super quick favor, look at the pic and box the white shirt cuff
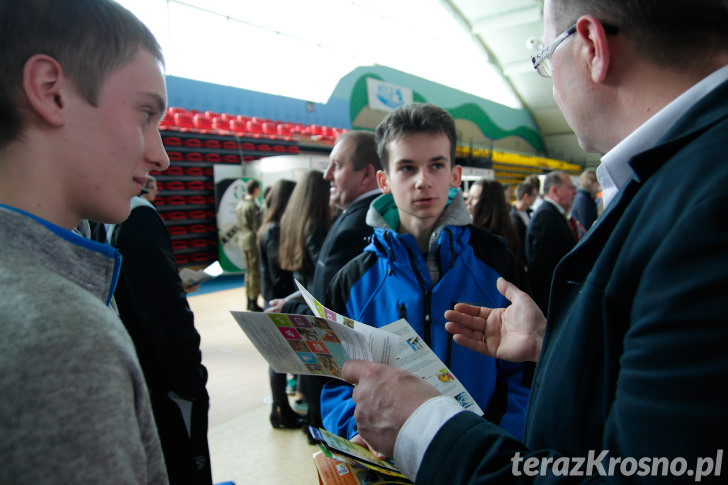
[393,396,465,480]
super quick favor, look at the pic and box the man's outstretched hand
[445,277,546,363]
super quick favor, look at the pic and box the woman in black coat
[256,179,301,428]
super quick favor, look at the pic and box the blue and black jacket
[321,189,532,441]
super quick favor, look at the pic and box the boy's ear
[376,170,391,194]
[22,54,68,127]
[450,164,463,188]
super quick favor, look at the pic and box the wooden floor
[188,285,320,485]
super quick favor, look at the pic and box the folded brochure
[178,260,223,286]
[228,311,397,378]
[230,281,482,414]
[312,450,412,485]
[310,426,412,482]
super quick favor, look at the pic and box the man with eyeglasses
[334,0,728,482]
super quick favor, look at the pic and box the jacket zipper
[397,236,433,348]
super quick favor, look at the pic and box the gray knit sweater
[0,206,168,483]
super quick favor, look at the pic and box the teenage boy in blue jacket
[320,103,532,454]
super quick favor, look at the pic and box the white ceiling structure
[442,0,600,166]
[119,0,600,167]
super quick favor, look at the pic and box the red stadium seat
[183,138,202,147]
[262,122,278,136]
[277,123,292,136]
[212,118,231,131]
[163,137,182,146]
[193,114,212,130]
[246,120,263,135]
[174,113,194,128]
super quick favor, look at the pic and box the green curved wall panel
[448,103,543,152]
[337,66,544,153]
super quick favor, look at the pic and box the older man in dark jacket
[525,171,577,313]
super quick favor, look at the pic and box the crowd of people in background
[465,168,601,305]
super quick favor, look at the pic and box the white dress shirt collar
[544,197,566,216]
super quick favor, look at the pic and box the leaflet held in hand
[230,281,481,414]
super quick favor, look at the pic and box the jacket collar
[344,190,380,215]
[630,78,728,183]
[344,189,381,213]
[364,191,472,286]
[0,205,121,305]
[365,187,470,231]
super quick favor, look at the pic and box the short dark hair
[245,179,260,194]
[550,0,728,69]
[374,103,457,172]
[515,181,532,200]
[0,0,164,150]
[335,130,382,172]
[524,174,541,194]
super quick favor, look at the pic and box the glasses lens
[538,58,552,77]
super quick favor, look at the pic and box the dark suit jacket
[110,204,211,483]
[572,188,598,231]
[417,79,728,483]
[526,200,576,312]
[509,206,528,264]
[283,192,378,312]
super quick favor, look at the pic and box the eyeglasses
[531,24,577,78]
[532,23,619,78]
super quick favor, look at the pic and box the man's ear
[360,163,376,186]
[376,170,391,194]
[549,184,560,199]
[22,54,67,127]
[450,164,463,188]
[576,15,611,83]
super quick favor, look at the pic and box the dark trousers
[300,375,329,429]
[269,366,292,409]
[152,389,212,485]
